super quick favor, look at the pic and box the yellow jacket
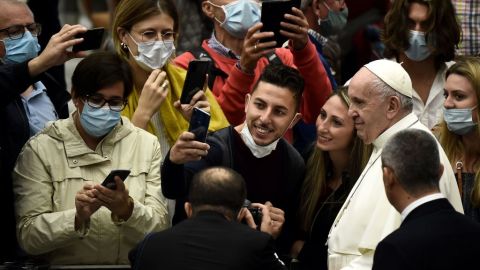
[122,63,229,145]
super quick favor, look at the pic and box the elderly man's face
[0,3,34,40]
[347,68,390,144]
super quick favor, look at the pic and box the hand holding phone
[72,27,105,52]
[180,59,211,104]
[188,107,211,142]
[101,169,130,190]
[260,0,301,47]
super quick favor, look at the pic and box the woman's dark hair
[382,0,460,69]
[71,52,133,99]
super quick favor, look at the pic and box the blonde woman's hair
[439,56,480,206]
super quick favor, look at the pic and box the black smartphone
[101,169,131,190]
[180,59,212,104]
[72,27,105,52]
[260,0,301,47]
[188,107,210,142]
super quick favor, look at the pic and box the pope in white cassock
[327,59,463,270]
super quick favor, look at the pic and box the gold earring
[121,42,128,51]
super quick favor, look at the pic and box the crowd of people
[1,0,479,269]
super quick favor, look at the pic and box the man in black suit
[129,166,286,270]
[373,129,480,270]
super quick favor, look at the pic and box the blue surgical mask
[128,33,175,71]
[2,31,41,64]
[405,30,431,62]
[443,106,478,135]
[79,102,121,138]
[318,3,348,36]
[209,0,260,39]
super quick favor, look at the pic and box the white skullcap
[364,59,413,98]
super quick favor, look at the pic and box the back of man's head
[188,167,246,219]
[382,129,441,197]
[252,63,304,111]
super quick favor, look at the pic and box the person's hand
[93,176,133,221]
[75,183,101,229]
[131,70,169,129]
[279,7,309,50]
[169,131,210,164]
[29,24,87,76]
[240,202,285,239]
[174,75,210,121]
[239,23,276,74]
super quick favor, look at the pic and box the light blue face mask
[2,31,41,64]
[209,0,260,39]
[318,3,348,36]
[80,102,121,138]
[405,30,431,62]
[443,106,478,135]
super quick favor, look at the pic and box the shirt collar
[373,113,420,151]
[207,32,240,60]
[401,193,445,221]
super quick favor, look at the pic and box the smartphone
[101,169,131,190]
[260,0,301,47]
[188,107,211,142]
[180,59,212,104]
[72,27,105,52]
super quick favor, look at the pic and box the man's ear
[184,202,193,218]
[382,165,396,191]
[202,1,215,19]
[386,95,401,120]
[244,94,251,114]
[312,0,323,18]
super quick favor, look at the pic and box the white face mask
[127,32,175,71]
[240,123,280,158]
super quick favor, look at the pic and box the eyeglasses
[138,30,176,43]
[0,23,42,40]
[84,94,127,112]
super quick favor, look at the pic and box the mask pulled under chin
[240,123,280,158]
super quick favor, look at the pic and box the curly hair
[382,0,460,69]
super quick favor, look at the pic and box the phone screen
[72,27,105,52]
[180,59,211,104]
[260,0,300,46]
[101,169,131,190]
[188,107,211,142]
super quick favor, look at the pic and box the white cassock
[327,113,463,270]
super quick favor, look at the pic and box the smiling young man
[161,64,304,262]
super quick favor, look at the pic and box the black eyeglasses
[84,94,127,112]
[0,23,42,40]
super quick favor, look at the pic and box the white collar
[401,193,445,221]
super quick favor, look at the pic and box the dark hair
[382,129,440,196]
[252,64,305,111]
[71,52,133,99]
[188,167,247,218]
[382,0,460,69]
[112,0,179,60]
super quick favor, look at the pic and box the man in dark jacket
[161,64,305,261]
[0,0,86,262]
[130,166,286,270]
[373,129,480,270]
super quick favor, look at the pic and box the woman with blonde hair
[291,86,371,270]
[440,56,480,222]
